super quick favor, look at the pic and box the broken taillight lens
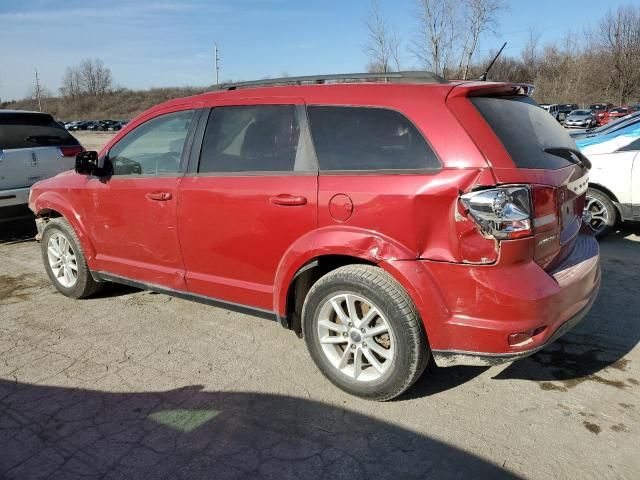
[460,186,532,240]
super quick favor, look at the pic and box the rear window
[307,106,440,171]
[0,113,79,149]
[471,96,576,169]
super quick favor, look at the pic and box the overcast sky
[0,0,632,101]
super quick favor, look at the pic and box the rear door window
[0,113,79,149]
[307,106,440,171]
[471,96,576,169]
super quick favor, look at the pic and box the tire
[302,265,429,401]
[584,188,616,240]
[41,218,102,299]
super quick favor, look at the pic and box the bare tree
[363,0,402,73]
[60,66,83,98]
[596,6,640,104]
[459,0,504,79]
[60,59,113,98]
[412,0,457,76]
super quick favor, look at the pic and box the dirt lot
[73,131,117,151]
[0,132,638,479]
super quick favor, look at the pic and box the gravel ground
[0,132,638,479]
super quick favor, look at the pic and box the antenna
[479,42,507,81]
[214,43,220,85]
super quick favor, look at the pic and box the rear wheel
[302,265,429,401]
[41,218,102,298]
[584,188,616,239]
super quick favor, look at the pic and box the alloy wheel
[316,293,395,382]
[47,232,78,288]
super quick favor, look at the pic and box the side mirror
[75,151,98,175]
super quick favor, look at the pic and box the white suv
[578,126,640,238]
[0,110,82,222]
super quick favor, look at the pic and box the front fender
[33,191,97,266]
[273,226,416,316]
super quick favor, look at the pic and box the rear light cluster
[460,185,559,240]
[58,145,84,157]
[460,186,532,239]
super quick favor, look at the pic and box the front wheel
[302,265,429,401]
[41,218,102,298]
[584,188,616,239]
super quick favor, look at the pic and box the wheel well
[36,208,62,219]
[284,255,376,336]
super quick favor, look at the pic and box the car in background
[557,103,578,121]
[28,74,600,400]
[564,109,597,129]
[608,106,634,121]
[67,121,94,131]
[570,111,640,140]
[589,103,614,125]
[542,104,561,121]
[0,110,83,222]
[576,122,640,238]
[106,120,128,131]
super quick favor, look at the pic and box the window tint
[0,113,79,150]
[471,96,576,169]
[307,106,439,171]
[199,105,308,173]
[108,110,194,176]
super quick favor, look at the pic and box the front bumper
[382,232,601,367]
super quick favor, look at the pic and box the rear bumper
[0,187,30,208]
[0,188,32,222]
[382,232,600,367]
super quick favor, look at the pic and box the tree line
[364,1,640,105]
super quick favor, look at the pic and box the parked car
[557,103,578,121]
[67,121,95,131]
[542,103,561,121]
[564,109,597,129]
[608,106,634,121]
[106,120,128,131]
[29,73,600,400]
[576,122,640,238]
[588,103,614,125]
[0,110,83,222]
[570,111,640,140]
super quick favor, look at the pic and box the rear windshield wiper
[543,147,591,170]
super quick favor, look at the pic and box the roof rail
[216,71,447,90]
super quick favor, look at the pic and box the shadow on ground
[0,381,520,480]
[0,216,36,245]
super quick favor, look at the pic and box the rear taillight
[58,145,84,157]
[460,186,532,240]
[531,186,559,233]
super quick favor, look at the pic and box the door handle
[269,194,307,206]
[146,192,173,201]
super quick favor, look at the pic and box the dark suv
[29,72,601,400]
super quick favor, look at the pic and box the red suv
[29,72,601,400]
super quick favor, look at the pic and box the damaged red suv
[30,72,600,400]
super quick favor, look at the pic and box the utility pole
[214,43,220,85]
[34,68,42,112]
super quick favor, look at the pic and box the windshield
[610,108,628,114]
[571,110,591,116]
[589,104,606,110]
